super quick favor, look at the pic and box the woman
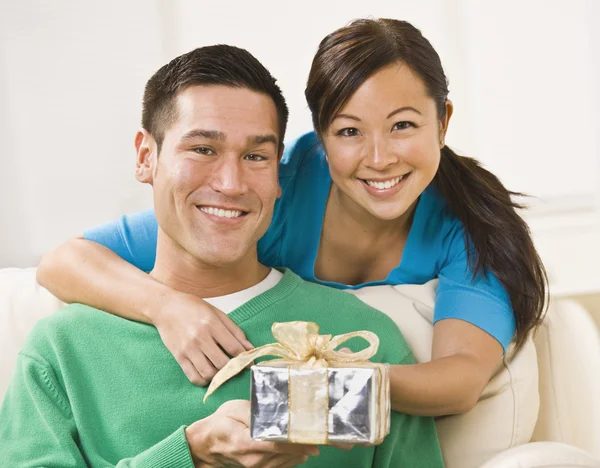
[38,18,547,417]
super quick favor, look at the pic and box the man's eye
[193,147,215,155]
[244,153,266,161]
[392,121,415,131]
[337,127,360,137]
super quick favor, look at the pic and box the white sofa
[1,267,599,467]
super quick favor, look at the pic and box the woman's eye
[337,127,361,137]
[193,147,215,155]
[392,121,414,131]
[244,153,266,161]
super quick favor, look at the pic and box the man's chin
[190,246,254,268]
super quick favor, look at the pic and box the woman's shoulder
[274,130,330,213]
[400,184,470,277]
[279,131,327,178]
[258,132,327,265]
[415,185,462,242]
[415,185,488,271]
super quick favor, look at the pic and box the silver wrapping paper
[250,362,390,444]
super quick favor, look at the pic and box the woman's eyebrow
[387,106,422,118]
[333,113,361,122]
[333,106,422,123]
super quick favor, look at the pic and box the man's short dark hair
[142,45,289,152]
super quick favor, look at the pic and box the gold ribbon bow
[204,321,379,403]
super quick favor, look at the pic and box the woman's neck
[314,185,417,285]
[325,185,416,248]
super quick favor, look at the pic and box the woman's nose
[364,139,398,171]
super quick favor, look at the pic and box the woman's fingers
[215,308,255,352]
[179,357,209,387]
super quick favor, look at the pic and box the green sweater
[0,269,443,467]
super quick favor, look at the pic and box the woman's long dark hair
[305,18,547,350]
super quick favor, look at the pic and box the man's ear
[135,129,157,184]
[439,100,454,148]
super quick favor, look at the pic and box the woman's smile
[359,172,411,199]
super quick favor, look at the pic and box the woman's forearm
[390,354,488,417]
[37,238,169,324]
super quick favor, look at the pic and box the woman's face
[321,62,451,222]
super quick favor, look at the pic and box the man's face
[138,85,282,268]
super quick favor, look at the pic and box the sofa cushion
[0,268,64,398]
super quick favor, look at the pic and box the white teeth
[199,206,243,218]
[366,175,404,190]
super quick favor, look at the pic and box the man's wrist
[185,418,212,466]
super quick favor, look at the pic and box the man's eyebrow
[180,129,226,142]
[250,134,278,146]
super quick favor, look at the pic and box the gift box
[250,360,389,444]
[205,321,391,445]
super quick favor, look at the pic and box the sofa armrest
[480,442,600,467]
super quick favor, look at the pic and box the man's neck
[149,228,270,299]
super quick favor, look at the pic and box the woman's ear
[439,100,454,147]
[134,129,157,184]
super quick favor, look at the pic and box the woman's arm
[387,217,516,416]
[38,237,166,320]
[390,318,503,416]
[37,237,252,385]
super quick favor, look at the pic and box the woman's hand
[37,237,254,386]
[153,290,254,386]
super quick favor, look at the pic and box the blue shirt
[85,131,515,351]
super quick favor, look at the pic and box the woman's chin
[336,183,416,222]
[359,199,414,222]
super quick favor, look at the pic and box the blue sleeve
[434,224,516,352]
[83,210,158,273]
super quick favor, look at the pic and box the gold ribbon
[204,321,379,403]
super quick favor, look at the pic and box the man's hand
[186,400,320,467]
[153,291,254,386]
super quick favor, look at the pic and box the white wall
[460,0,598,200]
[1,0,599,297]
[167,0,460,148]
[0,1,166,266]
[167,0,599,200]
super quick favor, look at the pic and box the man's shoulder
[291,275,385,311]
[285,277,412,362]
[34,303,115,332]
[22,303,142,360]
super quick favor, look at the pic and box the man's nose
[210,159,248,197]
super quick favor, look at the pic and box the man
[0,45,443,467]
